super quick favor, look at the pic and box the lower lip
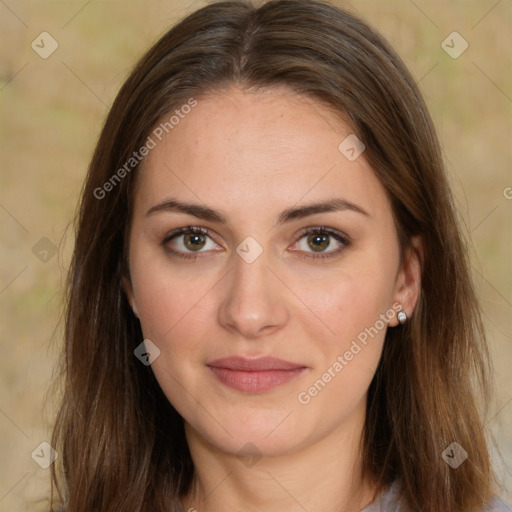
[207,366,306,392]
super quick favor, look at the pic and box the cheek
[132,264,209,411]
[294,278,389,418]
[130,248,210,341]
[129,250,217,411]
[301,265,395,347]
[293,259,396,395]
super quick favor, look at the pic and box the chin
[183,407,310,458]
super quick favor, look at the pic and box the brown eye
[183,232,207,251]
[162,227,220,259]
[292,226,350,260]
[307,233,330,252]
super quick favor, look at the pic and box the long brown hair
[50,1,498,510]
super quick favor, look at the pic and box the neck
[180,404,378,512]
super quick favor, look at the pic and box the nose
[217,249,289,339]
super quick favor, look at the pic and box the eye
[161,227,220,259]
[291,226,350,260]
[161,225,350,261]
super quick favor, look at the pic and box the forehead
[135,86,390,220]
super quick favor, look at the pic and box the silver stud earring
[397,311,407,324]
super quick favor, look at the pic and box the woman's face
[124,85,420,458]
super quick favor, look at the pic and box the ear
[122,275,139,318]
[388,235,423,327]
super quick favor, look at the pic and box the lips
[207,356,305,371]
[206,356,307,393]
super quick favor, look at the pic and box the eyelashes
[161,225,351,261]
[291,226,350,260]
[161,226,216,259]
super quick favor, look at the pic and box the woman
[50,1,510,511]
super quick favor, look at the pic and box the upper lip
[206,356,306,371]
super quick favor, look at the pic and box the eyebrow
[145,197,370,224]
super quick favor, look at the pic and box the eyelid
[295,225,350,244]
[291,225,351,260]
[161,226,221,260]
[161,226,213,245]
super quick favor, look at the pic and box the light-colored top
[175,480,511,511]
[360,480,511,511]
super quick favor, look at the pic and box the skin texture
[124,85,422,512]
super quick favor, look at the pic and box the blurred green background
[0,0,511,510]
